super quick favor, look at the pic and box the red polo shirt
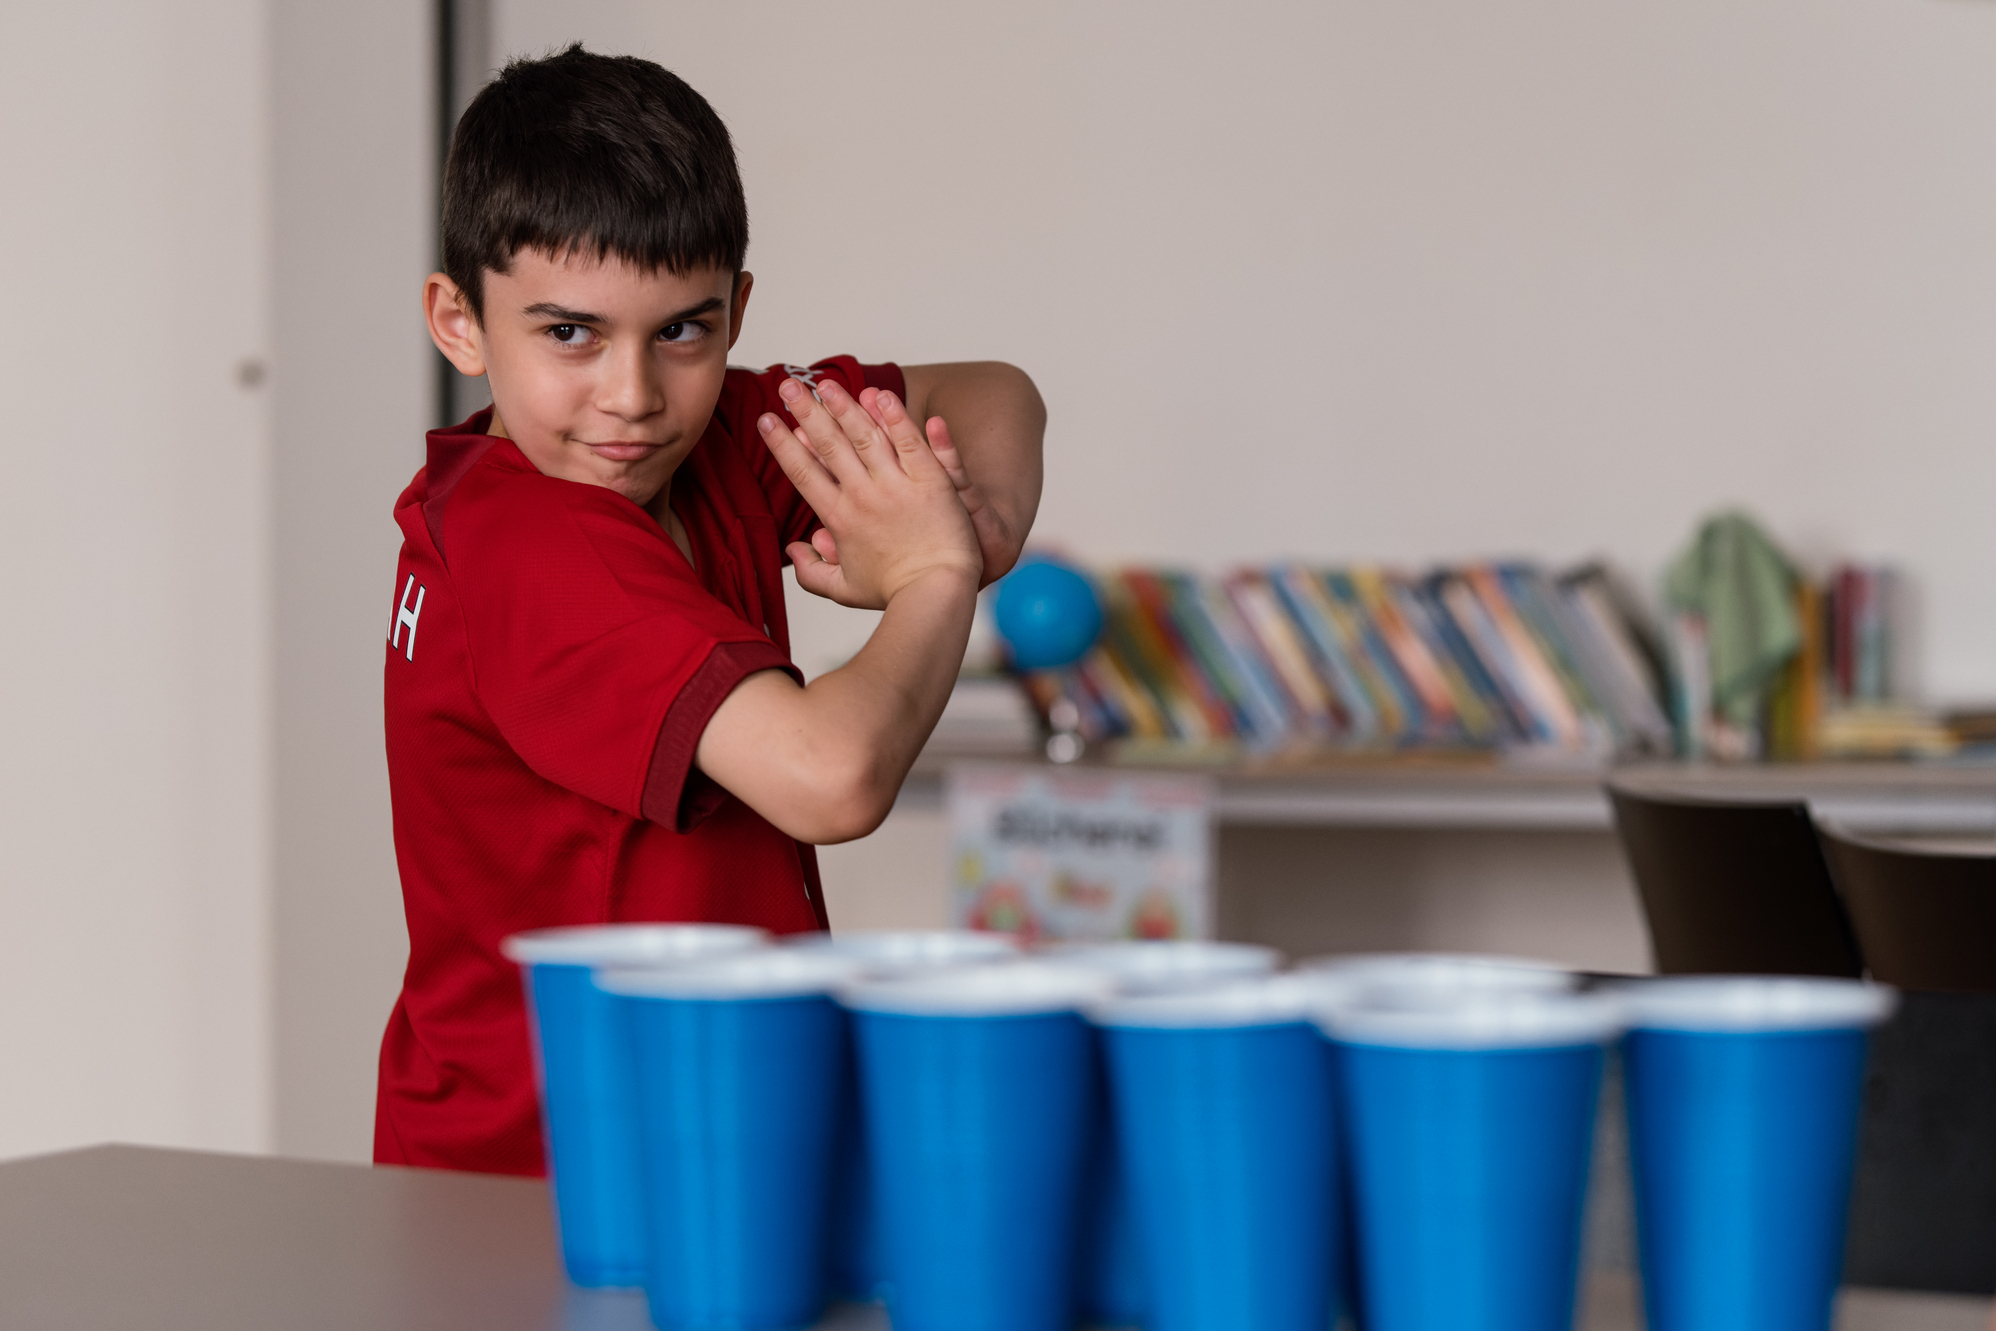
[376,356,902,1176]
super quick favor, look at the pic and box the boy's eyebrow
[520,297,726,325]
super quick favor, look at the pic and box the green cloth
[1664,512,1800,729]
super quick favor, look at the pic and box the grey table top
[0,1144,1985,1330]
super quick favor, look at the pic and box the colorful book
[1403,581,1525,742]
[1462,566,1586,749]
[1556,567,1673,753]
[1388,579,1502,743]
[1166,572,1293,746]
[1270,565,1384,742]
[1349,566,1465,741]
[1224,571,1341,738]
[1101,577,1212,742]
[1428,571,1556,744]
[1498,565,1616,749]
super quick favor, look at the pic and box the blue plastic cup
[785,931,1022,1303]
[595,950,867,1331]
[1615,976,1898,1331]
[1048,940,1282,1327]
[841,961,1117,1331]
[1092,975,1343,1331]
[1319,988,1622,1331]
[501,924,767,1287]
[1299,952,1577,1329]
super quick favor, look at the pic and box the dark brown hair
[441,44,748,322]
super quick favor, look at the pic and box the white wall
[270,0,435,1163]
[498,0,1996,704]
[0,1,271,1158]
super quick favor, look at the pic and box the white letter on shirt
[391,574,425,662]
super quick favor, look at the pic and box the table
[0,1145,1985,1330]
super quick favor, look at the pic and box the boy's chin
[602,472,668,508]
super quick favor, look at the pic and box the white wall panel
[0,0,271,1157]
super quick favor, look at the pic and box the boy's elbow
[987,361,1045,428]
[791,748,899,845]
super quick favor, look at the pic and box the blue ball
[994,558,1103,671]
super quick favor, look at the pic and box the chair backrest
[1606,783,1863,977]
[1820,825,1996,995]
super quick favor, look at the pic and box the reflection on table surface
[1579,1273,1988,1331]
[552,1277,1992,1331]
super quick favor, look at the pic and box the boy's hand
[861,389,1018,587]
[760,377,979,610]
[801,389,1020,588]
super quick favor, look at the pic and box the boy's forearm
[902,361,1046,571]
[695,566,978,844]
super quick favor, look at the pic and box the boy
[379,45,1045,1175]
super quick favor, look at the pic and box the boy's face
[425,251,751,510]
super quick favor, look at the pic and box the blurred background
[4,0,1996,1168]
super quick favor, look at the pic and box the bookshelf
[906,742,1996,837]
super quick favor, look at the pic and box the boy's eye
[547,324,593,345]
[660,322,705,344]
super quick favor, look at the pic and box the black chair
[1605,783,1863,977]
[1819,825,1996,995]
[1807,825,1996,1292]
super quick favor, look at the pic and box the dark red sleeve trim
[641,640,802,832]
[862,361,906,401]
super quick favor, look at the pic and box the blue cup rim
[1091,972,1351,1029]
[1296,952,1575,995]
[1316,989,1624,1050]
[840,959,1116,1017]
[500,923,768,967]
[594,949,867,1001]
[1609,976,1898,1033]
[783,929,1022,972]
[1040,940,1281,995]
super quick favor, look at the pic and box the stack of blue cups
[840,960,1117,1331]
[594,948,869,1331]
[1317,981,1622,1331]
[1052,940,1281,1328]
[783,930,1022,1303]
[1614,975,1896,1331]
[502,924,767,1288]
[1090,972,1349,1331]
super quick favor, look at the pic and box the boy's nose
[597,344,665,421]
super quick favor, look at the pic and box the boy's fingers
[779,378,867,484]
[810,528,841,564]
[814,378,897,476]
[926,416,972,489]
[872,390,946,479]
[857,386,888,428]
[786,541,844,601]
[758,412,842,510]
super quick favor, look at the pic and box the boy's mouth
[583,440,664,463]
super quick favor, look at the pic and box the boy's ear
[424,274,487,378]
[726,271,753,351]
